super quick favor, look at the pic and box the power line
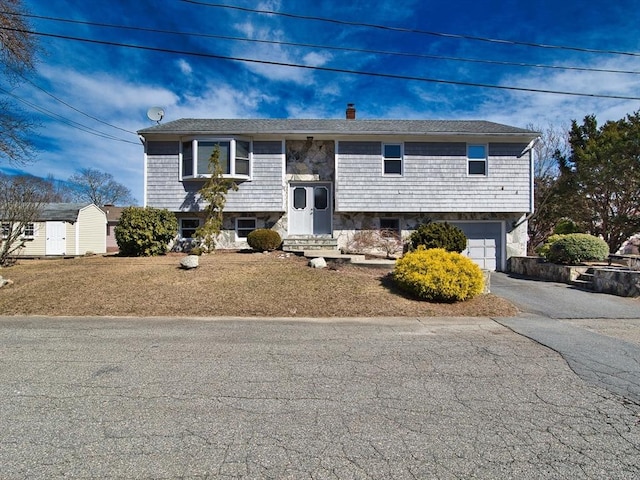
[8,11,640,76]
[0,85,140,145]
[13,70,138,135]
[181,0,640,58]
[3,26,639,101]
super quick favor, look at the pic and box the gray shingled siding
[225,152,284,212]
[145,141,284,212]
[335,142,531,213]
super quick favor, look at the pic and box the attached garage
[452,222,504,271]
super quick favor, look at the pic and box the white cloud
[176,59,193,76]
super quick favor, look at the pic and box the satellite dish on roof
[147,107,164,123]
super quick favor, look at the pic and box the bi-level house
[138,105,538,271]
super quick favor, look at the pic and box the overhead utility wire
[5,27,639,101]
[13,69,137,135]
[0,85,140,145]
[181,0,640,58]
[8,12,640,76]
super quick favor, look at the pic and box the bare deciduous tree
[0,173,45,265]
[0,0,38,165]
[68,168,135,206]
[525,123,570,253]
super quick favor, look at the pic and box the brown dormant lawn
[0,251,518,318]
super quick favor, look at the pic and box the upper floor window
[468,144,487,176]
[181,138,251,180]
[383,143,403,175]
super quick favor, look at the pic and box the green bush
[535,233,566,259]
[546,233,609,265]
[408,222,467,253]
[393,247,484,302]
[115,207,178,256]
[247,228,282,251]
[553,218,582,235]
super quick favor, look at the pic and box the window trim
[180,137,252,181]
[179,218,201,239]
[382,143,403,176]
[236,217,257,240]
[1,222,10,239]
[467,144,488,176]
[22,222,36,239]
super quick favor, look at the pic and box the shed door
[453,222,503,271]
[46,221,66,255]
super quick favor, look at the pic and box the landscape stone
[309,257,327,269]
[180,255,199,269]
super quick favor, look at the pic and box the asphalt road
[1,315,639,479]
[491,272,640,404]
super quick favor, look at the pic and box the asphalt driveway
[491,272,640,404]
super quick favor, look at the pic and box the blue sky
[3,0,640,203]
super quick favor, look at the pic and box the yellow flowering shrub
[393,247,485,302]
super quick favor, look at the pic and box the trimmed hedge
[247,228,282,251]
[393,247,484,302]
[115,207,178,256]
[408,222,467,253]
[546,233,609,264]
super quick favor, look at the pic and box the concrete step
[282,236,338,252]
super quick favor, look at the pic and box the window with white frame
[1,222,10,238]
[181,138,251,179]
[383,143,403,175]
[22,223,35,238]
[468,144,487,176]
[180,218,200,239]
[236,218,256,239]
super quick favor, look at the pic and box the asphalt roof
[138,118,538,136]
[38,203,93,222]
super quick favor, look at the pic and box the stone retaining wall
[508,256,640,298]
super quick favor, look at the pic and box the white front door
[46,221,67,255]
[289,183,332,235]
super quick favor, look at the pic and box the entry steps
[571,267,595,290]
[282,236,338,252]
[303,249,396,269]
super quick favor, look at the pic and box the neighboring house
[100,204,125,252]
[3,203,107,257]
[138,105,538,271]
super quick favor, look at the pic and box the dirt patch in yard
[0,252,518,318]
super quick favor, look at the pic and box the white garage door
[452,222,503,271]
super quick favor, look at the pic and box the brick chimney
[345,103,356,120]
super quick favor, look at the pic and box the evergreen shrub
[535,234,566,259]
[408,222,467,253]
[115,207,178,256]
[247,229,282,251]
[393,247,484,302]
[546,233,609,264]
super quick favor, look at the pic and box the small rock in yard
[0,276,13,288]
[309,257,327,269]
[180,255,199,270]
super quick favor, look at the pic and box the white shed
[12,203,107,257]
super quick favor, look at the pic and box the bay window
[181,138,251,179]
